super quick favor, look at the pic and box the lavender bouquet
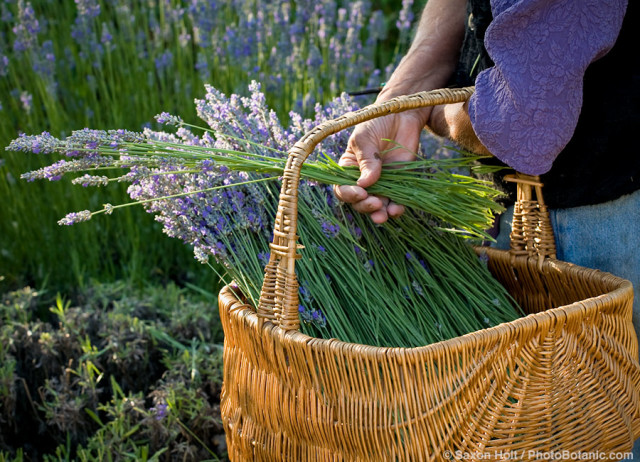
[8,82,521,347]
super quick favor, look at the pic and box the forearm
[428,101,491,155]
[377,0,467,101]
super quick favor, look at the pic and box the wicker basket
[219,88,640,461]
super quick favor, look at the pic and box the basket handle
[504,173,556,270]
[257,87,555,330]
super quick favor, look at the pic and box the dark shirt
[452,0,639,209]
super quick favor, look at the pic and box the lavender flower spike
[155,112,183,126]
[150,401,169,421]
[58,210,92,226]
[0,55,9,77]
[6,132,62,154]
[71,174,109,187]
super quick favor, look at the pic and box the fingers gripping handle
[256,87,476,330]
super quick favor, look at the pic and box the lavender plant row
[8,83,521,347]
[0,0,414,137]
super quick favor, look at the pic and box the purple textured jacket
[468,0,627,176]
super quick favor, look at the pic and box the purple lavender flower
[100,22,113,47]
[178,32,191,48]
[366,68,383,89]
[411,280,424,297]
[61,128,145,152]
[155,112,183,126]
[257,252,270,266]
[33,40,56,80]
[154,50,173,71]
[7,132,58,154]
[298,304,326,329]
[311,309,327,329]
[306,44,323,68]
[396,0,415,33]
[71,174,109,187]
[71,0,103,57]
[478,252,490,267]
[124,125,275,262]
[364,259,375,273]
[150,401,169,421]
[0,55,9,77]
[187,1,217,48]
[12,1,40,53]
[165,3,185,24]
[367,10,386,45]
[321,221,340,239]
[75,0,101,19]
[20,91,32,114]
[299,305,313,324]
[194,54,209,79]
[58,210,92,226]
[42,40,55,62]
[20,156,113,182]
[1,4,13,23]
[299,284,313,304]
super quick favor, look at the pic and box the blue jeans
[495,189,640,334]
[495,189,640,457]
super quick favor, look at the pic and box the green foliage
[0,283,226,461]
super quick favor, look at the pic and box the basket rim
[220,249,634,358]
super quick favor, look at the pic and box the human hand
[334,109,429,223]
[332,0,466,223]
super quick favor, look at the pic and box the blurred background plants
[0,0,426,459]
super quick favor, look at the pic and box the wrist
[428,102,491,155]
[374,68,454,128]
[377,60,454,101]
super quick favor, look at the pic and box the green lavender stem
[103,138,504,239]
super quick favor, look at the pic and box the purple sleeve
[468,0,627,175]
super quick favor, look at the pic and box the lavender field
[0,1,421,460]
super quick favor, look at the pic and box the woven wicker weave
[219,87,640,461]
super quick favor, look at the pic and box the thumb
[356,150,382,188]
[345,129,383,189]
